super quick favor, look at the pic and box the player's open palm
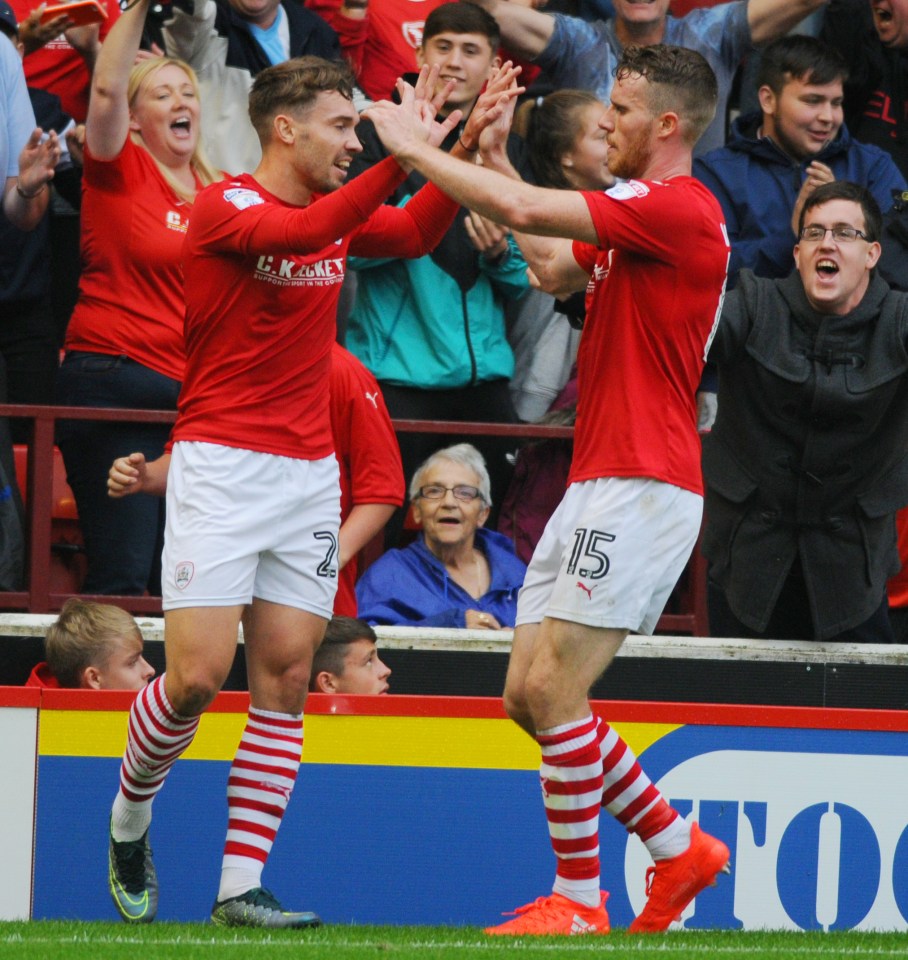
[410,65,463,149]
[465,61,523,153]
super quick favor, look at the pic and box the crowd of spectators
[4,0,908,647]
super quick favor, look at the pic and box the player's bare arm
[351,62,528,260]
[364,82,599,246]
[475,67,589,295]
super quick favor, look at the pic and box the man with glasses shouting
[704,180,908,643]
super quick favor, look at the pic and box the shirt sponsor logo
[254,254,345,287]
[224,187,265,210]
[605,179,650,201]
[166,210,189,233]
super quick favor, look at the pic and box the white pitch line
[0,937,905,957]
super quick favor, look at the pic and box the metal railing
[0,403,706,633]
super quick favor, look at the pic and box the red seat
[13,444,85,593]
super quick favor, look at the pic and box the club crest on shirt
[224,187,265,210]
[401,21,425,47]
[605,180,650,201]
[588,249,614,294]
[174,561,194,590]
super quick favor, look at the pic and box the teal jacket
[345,118,529,390]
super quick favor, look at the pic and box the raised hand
[19,7,74,55]
[364,67,462,162]
[462,61,524,153]
[17,128,61,196]
[791,160,836,236]
[66,123,86,166]
[65,19,102,62]
[403,64,463,148]
[134,42,165,63]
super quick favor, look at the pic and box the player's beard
[606,132,653,181]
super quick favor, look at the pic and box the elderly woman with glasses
[355,443,527,629]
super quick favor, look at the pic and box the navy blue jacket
[356,527,526,628]
[694,112,906,286]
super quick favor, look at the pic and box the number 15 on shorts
[566,528,615,580]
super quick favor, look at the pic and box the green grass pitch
[1,923,906,960]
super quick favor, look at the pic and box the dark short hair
[798,181,882,242]
[310,616,377,684]
[422,1,500,49]
[518,89,604,189]
[248,56,354,143]
[757,35,848,96]
[615,44,718,147]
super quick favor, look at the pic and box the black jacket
[704,270,908,638]
[822,0,908,178]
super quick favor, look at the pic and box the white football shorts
[162,441,340,615]
[516,476,702,635]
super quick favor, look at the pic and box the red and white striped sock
[111,674,200,842]
[538,714,604,907]
[596,717,690,860]
[217,706,304,901]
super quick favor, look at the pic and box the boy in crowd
[309,616,391,695]
[694,34,905,286]
[26,597,154,690]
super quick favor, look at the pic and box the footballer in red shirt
[365,46,732,936]
[103,57,521,929]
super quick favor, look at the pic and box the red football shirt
[174,166,458,459]
[570,177,729,496]
[330,343,404,615]
[66,138,198,382]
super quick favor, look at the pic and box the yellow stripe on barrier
[38,710,248,760]
[39,709,679,770]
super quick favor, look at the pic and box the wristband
[458,136,478,153]
[15,181,47,201]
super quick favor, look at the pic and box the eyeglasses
[417,484,484,502]
[799,224,870,243]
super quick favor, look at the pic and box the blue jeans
[56,351,180,595]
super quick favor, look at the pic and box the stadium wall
[3,615,907,708]
[2,687,908,931]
